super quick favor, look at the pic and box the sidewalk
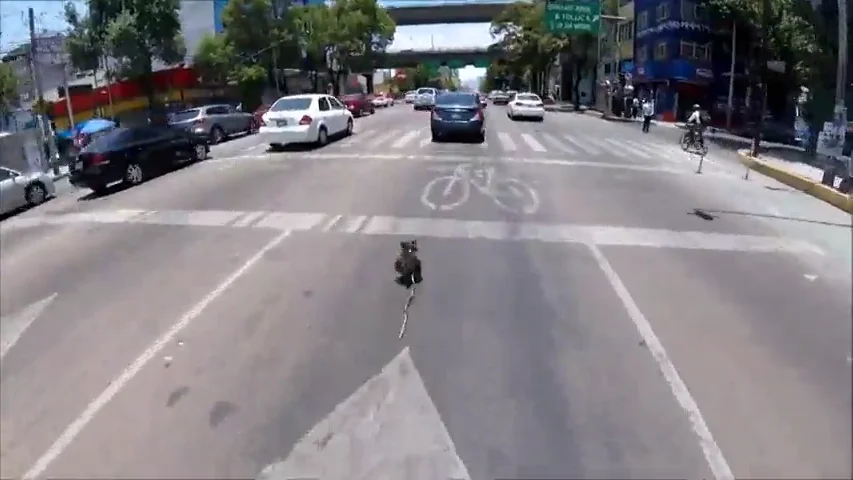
[738,149,852,213]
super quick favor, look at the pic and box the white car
[258,94,354,149]
[371,94,393,108]
[404,91,417,103]
[507,93,545,121]
[0,166,56,215]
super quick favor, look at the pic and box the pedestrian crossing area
[329,126,704,164]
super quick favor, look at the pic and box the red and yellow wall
[49,66,211,130]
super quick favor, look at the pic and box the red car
[340,93,375,117]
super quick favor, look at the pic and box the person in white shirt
[686,104,704,146]
[641,98,655,133]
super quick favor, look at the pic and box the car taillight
[475,110,484,121]
[90,153,107,166]
[299,115,312,125]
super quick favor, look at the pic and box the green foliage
[192,34,235,85]
[64,0,185,109]
[328,0,396,72]
[0,62,18,113]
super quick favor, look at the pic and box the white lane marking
[497,132,516,151]
[10,208,820,255]
[520,133,546,152]
[318,214,344,232]
[541,133,576,154]
[418,134,432,148]
[231,210,267,228]
[587,244,734,480]
[612,139,653,159]
[369,130,402,147]
[563,135,602,155]
[21,229,293,480]
[391,130,420,149]
[592,138,629,159]
[0,294,57,361]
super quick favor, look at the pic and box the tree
[0,62,18,114]
[290,3,336,92]
[65,0,185,117]
[192,34,235,86]
[327,0,396,94]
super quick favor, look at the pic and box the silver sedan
[0,166,56,215]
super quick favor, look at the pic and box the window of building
[681,0,695,21]
[617,22,633,42]
[637,11,649,30]
[654,41,668,60]
[656,2,670,21]
[636,45,648,62]
[680,41,712,61]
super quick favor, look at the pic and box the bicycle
[421,163,540,214]
[680,127,709,156]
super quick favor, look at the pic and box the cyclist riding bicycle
[686,104,705,148]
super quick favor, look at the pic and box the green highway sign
[544,0,600,35]
[473,58,489,68]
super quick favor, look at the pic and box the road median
[737,151,853,213]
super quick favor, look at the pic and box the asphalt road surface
[1,103,851,479]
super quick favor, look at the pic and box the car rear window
[171,109,200,122]
[516,94,540,102]
[416,88,435,95]
[270,97,314,111]
[436,93,477,105]
[81,128,131,152]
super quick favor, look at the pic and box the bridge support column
[363,73,374,94]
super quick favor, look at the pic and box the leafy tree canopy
[0,62,18,114]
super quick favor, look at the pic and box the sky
[0,0,488,82]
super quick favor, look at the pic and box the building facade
[631,0,718,121]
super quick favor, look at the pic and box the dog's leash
[399,273,416,339]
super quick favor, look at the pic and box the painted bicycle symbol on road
[421,163,540,214]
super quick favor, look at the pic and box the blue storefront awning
[633,60,714,83]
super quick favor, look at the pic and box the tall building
[631,0,716,121]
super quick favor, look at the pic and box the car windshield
[81,128,131,152]
[170,109,200,122]
[416,88,435,95]
[436,93,477,106]
[516,94,540,102]
[270,97,313,111]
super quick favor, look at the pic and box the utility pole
[750,0,770,157]
[835,0,849,178]
[28,7,58,174]
[725,21,737,130]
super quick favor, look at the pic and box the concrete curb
[599,113,634,123]
[737,151,853,213]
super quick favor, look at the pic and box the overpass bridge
[381,0,529,26]
[377,47,507,69]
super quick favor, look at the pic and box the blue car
[430,92,485,143]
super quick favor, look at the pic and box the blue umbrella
[77,118,116,135]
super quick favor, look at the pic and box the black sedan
[69,125,209,195]
[430,92,486,143]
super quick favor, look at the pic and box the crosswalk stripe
[562,135,601,155]
[608,139,652,159]
[540,133,576,154]
[418,133,432,148]
[520,133,546,152]
[497,132,516,151]
[589,138,626,157]
[391,130,420,148]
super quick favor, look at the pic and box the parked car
[430,92,485,143]
[258,93,354,150]
[340,93,375,117]
[414,87,438,111]
[69,125,209,195]
[253,104,271,126]
[372,93,393,108]
[0,166,56,215]
[167,104,256,144]
[404,91,417,103]
[508,92,545,121]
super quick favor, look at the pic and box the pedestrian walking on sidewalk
[641,98,654,133]
[632,97,640,119]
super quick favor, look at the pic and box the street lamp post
[835,0,849,178]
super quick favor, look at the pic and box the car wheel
[192,143,207,161]
[210,126,225,144]
[25,182,47,206]
[124,162,145,186]
[269,143,284,152]
[345,118,354,136]
[317,126,329,146]
[370,108,375,115]
[475,132,485,144]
